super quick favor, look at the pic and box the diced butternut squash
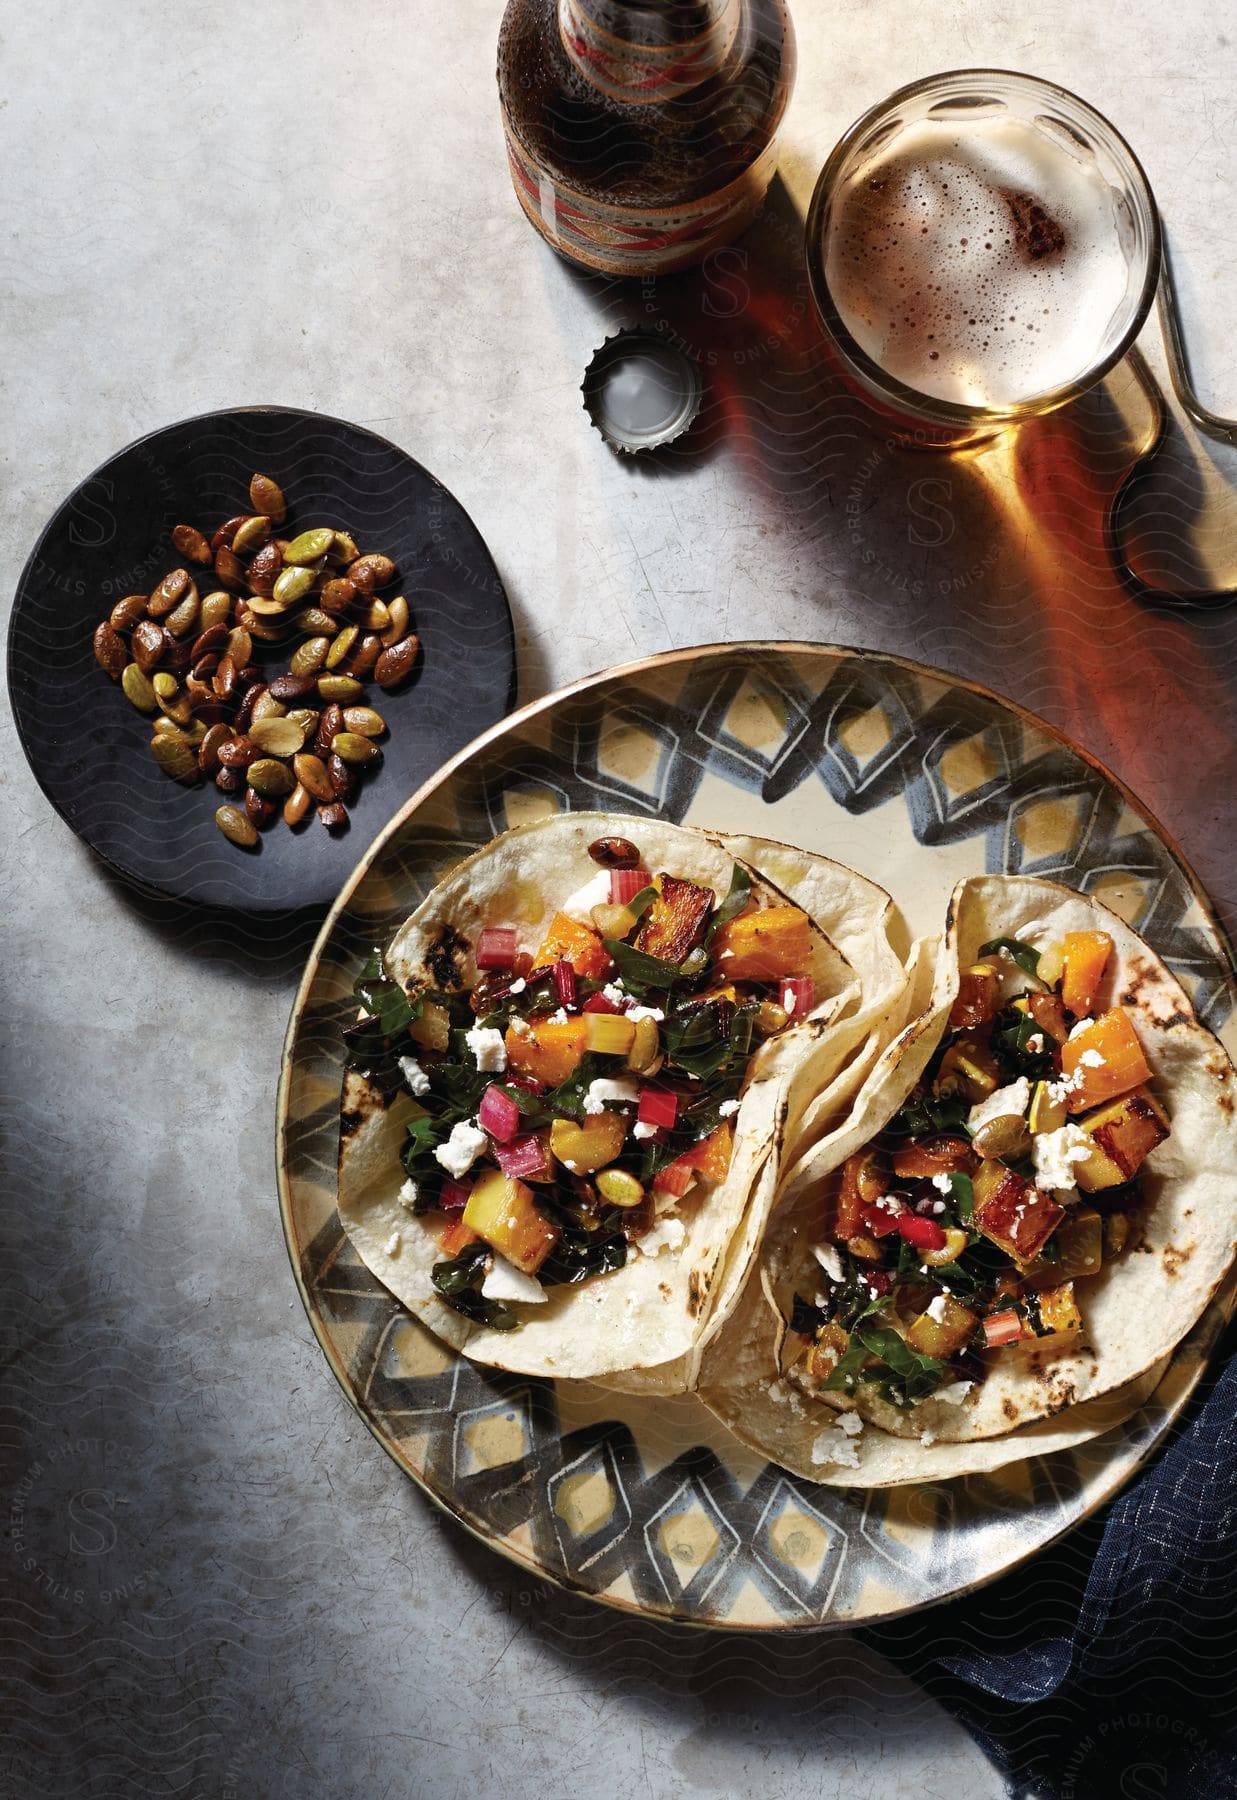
[439,1217,480,1258]
[948,961,1001,1031]
[534,911,612,980]
[635,875,714,963]
[583,1011,636,1056]
[712,905,813,981]
[504,1016,588,1086]
[408,1000,450,1052]
[803,1322,851,1380]
[1019,1208,1103,1286]
[1073,1085,1170,1191]
[905,1294,978,1360]
[685,1119,734,1183]
[973,1160,1064,1261]
[1029,1281,1082,1338]
[1060,1008,1152,1112]
[463,1171,559,1274]
[549,1110,627,1175]
[892,1134,975,1180]
[1060,931,1113,1017]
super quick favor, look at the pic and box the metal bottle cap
[581,329,704,454]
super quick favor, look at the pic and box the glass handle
[1106,240,1237,607]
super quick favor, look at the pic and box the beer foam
[823,113,1136,407]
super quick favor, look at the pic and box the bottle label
[503,119,776,275]
[557,0,741,104]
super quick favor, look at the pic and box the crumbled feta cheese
[931,1201,946,1215]
[464,1024,507,1072]
[1077,1048,1105,1068]
[936,1379,974,1406]
[812,1242,845,1283]
[384,1230,402,1257]
[602,982,627,1006]
[625,1004,665,1023]
[919,1428,937,1447]
[1025,1033,1045,1054]
[838,1411,864,1437]
[811,1426,861,1468]
[1068,1017,1095,1040]
[506,977,526,995]
[638,1217,686,1258]
[926,1294,949,1324]
[1047,1072,1080,1103]
[397,1178,419,1213]
[398,1056,431,1097]
[434,1119,487,1178]
[967,1077,1031,1135]
[872,1194,901,1215]
[550,1007,570,1025]
[632,1121,658,1140]
[480,1251,548,1305]
[931,1172,953,1194]
[717,1099,741,1118]
[509,1016,531,1037]
[583,1077,640,1115]
[1032,1122,1093,1191]
[560,871,613,923]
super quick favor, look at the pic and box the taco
[699,875,1237,1482]
[336,814,908,1381]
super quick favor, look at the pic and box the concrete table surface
[3,1,1235,1796]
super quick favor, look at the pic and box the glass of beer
[805,70,1162,440]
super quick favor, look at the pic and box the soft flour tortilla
[337,814,907,1381]
[698,875,1237,1479]
[599,836,911,1397]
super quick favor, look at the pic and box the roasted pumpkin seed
[283,527,335,566]
[267,672,319,703]
[148,568,192,618]
[198,722,233,774]
[327,752,353,799]
[217,733,260,769]
[317,673,364,702]
[317,801,348,829]
[314,703,343,757]
[152,672,178,700]
[246,757,296,797]
[131,619,168,672]
[328,530,360,565]
[346,553,395,593]
[211,514,248,554]
[165,592,200,637]
[324,624,358,669]
[172,524,212,566]
[319,577,357,614]
[216,804,259,846]
[292,752,334,801]
[249,717,305,757]
[342,706,386,737]
[292,606,337,636]
[231,514,272,555]
[331,731,380,765]
[109,593,150,632]
[151,733,200,783]
[199,590,234,631]
[272,565,317,606]
[286,707,320,736]
[248,473,287,525]
[290,636,330,677]
[245,786,278,828]
[349,633,381,679]
[283,782,312,827]
[215,546,246,591]
[226,625,253,668]
[93,621,127,678]
[214,765,244,794]
[246,540,283,595]
[374,633,419,688]
[250,689,286,724]
[121,662,158,712]
[380,595,409,648]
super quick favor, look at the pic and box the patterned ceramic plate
[277,644,1235,1629]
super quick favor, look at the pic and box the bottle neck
[558,0,743,103]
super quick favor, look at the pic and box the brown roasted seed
[317,674,363,702]
[244,786,279,828]
[342,706,386,737]
[290,636,330,677]
[217,733,260,769]
[317,801,348,830]
[131,619,168,672]
[380,595,409,648]
[587,836,641,868]
[314,704,343,757]
[374,633,420,689]
[199,590,233,631]
[165,593,200,637]
[246,540,283,595]
[148,568,192,618]
[198,723,233,774]
[151,733,200,783]
[214,546,246,592]
[211,515,248,554]
[247,757,296,798]
[319,577,357,614]
[109,593,149,632]
[292,607,338,637]
[326,752,353,799]
[190,623,229,661]
[232,514,272,556]
[233,685,262,731]
[347,553,395,593]
[250,689,286,725]
[349,634,381,680]
[292,752,334,801]
[328,530,360,566]
[93,621,127,678]
[226,625,253,669]
[283,783,311,827]
[214,766,245,794]
[172,524,212,566]
[213,654,237,701]
[267,672,319,703]
[216,803,259,847]
[249,717,304,757]
[164,638,195,675]
[249,473,286,525]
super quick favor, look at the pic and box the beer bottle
[497,0,796,277]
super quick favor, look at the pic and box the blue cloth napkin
[869,1327,1237,1797]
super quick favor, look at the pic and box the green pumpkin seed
[165,592,200,637]
[199,590,234,631]
[152,671,179,700]
[246,757,296,797]
[250,690,287,724]
[292,607,338,636]
[361,599,391,632]
[283,527,335,566]
[286,707,320,736]
[158,693,194,727]
[289,636,328,677]
[327,530,360,566]
[232,514,272,555]
[272,565,318,606]
[331,731,380,765]
[249,717,306,757]
[380,595,409,648]
[342,706,386,737]
[317,674,364,702]
[216,804,260,847]
[151,733,200,783]
[324,625,358,669]
[226,625,253,668]
[122,663,158,712]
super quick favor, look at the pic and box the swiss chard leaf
[662,1001,757,1083]
[853,1325,948,1406]
[429,1242,518,1331]
[886,1090,972,1141]
[790,1293,828,1335]
[705,863,752,943]
[950,1171,975,1227]
[602,937,684,994]
[980,936,1042,979]
[401,1113,441,1184]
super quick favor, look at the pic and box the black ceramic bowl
[8,407,516,911]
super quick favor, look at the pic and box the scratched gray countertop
[4,2,1236,1796]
